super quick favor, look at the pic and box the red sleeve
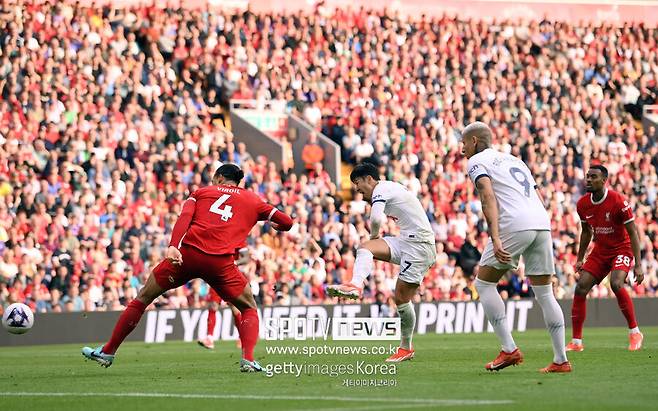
[617,195,634,224]
[270,209,294,231]
[256,198,276,221]
[169,198,197,248]
[253,193,293,231]
[576,199,585,222]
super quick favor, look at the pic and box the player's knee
[574,283,590,297]
[136,290,156,305]
[394,295,410,306]
[610,280,624,293]
[232,289,257,311]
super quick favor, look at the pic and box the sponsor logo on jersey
[595,227,614,235]
[468,164,479,175]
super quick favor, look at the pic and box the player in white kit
[327,162,436,362]
[462,122,570,373]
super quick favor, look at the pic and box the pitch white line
[294,404,441,411]
[0,392,513,406]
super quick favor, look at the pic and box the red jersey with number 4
[576,189,633,255]
[180,185,276,255]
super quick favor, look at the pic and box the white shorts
[479,230,555,275]
[383,237,436,284]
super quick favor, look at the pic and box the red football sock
[207,309,217,338]
[104,299,147,355]
[613,287,638,329]
[571,294,587,340]
[239,308,258,361]
[233,311,242,336]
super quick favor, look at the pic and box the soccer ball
[2,303,34,335]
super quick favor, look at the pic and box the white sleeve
[369,201,386,238]
[371,184,391,205]
[467,157,490,185]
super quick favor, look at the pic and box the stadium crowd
[1,0,658,314]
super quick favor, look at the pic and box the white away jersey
[467,148,550,234]
[371,181,435,243]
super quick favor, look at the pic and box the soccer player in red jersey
[197,287,243,350]
[568,165,645,352]
[82,164,293,371]
[198,247,249,350]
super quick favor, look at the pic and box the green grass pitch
[1,327,657,411]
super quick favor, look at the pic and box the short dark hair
[213,163,244,184]
[350,162,379,183]
[590,164,609,179]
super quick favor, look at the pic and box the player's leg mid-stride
[569,269,643,352]
[81,271,164,368]
[476,265,571,374]
[82,248,264,372]
[384,277,419,363]
[327,237,430,363]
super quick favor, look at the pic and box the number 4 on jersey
[209,194,234,221]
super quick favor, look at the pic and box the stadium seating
[0,1,657,313]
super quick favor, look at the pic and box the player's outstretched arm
[624,220,644,284]
[575,221,593,272]
[475,176,511,264]
[368,201,386,240]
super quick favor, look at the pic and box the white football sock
[630,327,640,334]
[475,278,517,353]
[532,284,568,364]
[397,302,415,350]
[351,248,373,286]
[572,338,583,345]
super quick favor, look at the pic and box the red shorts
[152,244,247,302]
[582,250,634,282]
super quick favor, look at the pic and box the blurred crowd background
[1,0,657,314]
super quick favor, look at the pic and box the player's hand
[633,265,644,285]
[493,238,511,264]
[574,261,583,273]
[235,247,250,266]
[166,246,183,266]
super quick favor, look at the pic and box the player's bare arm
[475,176,511,264]
[624,220,644,284]
[575,221,593,273]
